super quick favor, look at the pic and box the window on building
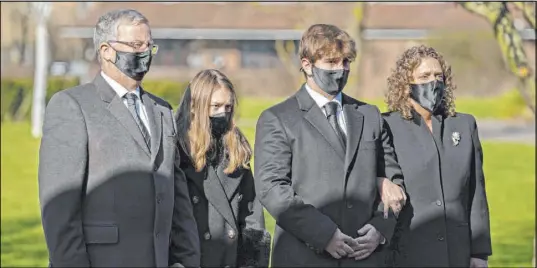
[239,40,291,69]
[151,39,190,67]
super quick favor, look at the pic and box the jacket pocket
[83,224,119,244]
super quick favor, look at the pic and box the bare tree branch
[513,2,536,29]
[459,2,535,114]
[345,2,366,96]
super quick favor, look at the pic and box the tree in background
[459,2,536,115]
[513,2,535,29]
[254,2,366,94]
[273,3,313,90]
[2,2,33,66]
[460,3,536,264]
[345,2,366,97]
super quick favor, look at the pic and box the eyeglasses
[108,40,159,55]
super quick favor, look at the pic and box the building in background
[1,2,535,98]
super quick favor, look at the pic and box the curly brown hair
[385,45,457,120]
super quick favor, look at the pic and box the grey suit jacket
[383,111,492,267]
[38,74,200,267]
[254,85,404,267]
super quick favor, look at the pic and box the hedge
[0,77,189,122]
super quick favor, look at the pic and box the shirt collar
[101,71,141,99]
[304,83,343,110]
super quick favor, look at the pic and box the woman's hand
[377,177,407,218]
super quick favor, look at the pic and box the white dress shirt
[101,71,151,136]
[304,83,347,136]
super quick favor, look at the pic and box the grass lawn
[237,88,531,121]
[1,101,534,266]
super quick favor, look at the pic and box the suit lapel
[141,91,162,164]
[442,117,465,173]
[216,165,243,201]
[204,166,237,228]
[342,98,364,175]
[297,86,345,159]
[406,114,437,165]
[94,74,150,157]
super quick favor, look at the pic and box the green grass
[234,89,530,125]
[1,123,46,266]
[360,89,530,120]
[1,106,534,266]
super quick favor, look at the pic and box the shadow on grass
[1,216,48,266]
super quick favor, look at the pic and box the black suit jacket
[383,111,492,267]
[254,85,404,267]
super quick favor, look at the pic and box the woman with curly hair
[382,45,492,267]
[173,69,271,267]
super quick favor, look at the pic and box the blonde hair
[188,69,252,174]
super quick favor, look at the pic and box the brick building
[1,2,535,98]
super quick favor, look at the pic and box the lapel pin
[452,132,461,146]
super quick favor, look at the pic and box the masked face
[209,112,232,138]
[409,57,445,113]
[409,80,445,113]
[311,66,350,96]
[110,47,153,81]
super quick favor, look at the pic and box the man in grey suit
[38,9,200,267]
[254,24,406,267]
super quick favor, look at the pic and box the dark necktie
[324,101,346,149]
[124,93,151,152]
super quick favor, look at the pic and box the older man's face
[101,22,152,61]
[114,22,152,53]
[100,22,154,82]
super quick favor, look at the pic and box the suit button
[204,232,211,240]
[436,200,442,206]
[157,196,162,204]
[237,194,243,202]
[228,229,236,239]
[347,202,353,209]
[438,235,444,241]
[156,233,160,238]
[153,167,158,171]
[192,196,199,204]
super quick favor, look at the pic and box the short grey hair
[93,9,150,59]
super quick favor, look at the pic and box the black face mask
[110,46,152,81]
[209,112,232,138]
[311,66,350,96]
[410,80,445,113]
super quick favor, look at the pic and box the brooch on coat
[452,132,461,146]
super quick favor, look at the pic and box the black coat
[383,111,492,267]
[178,147,271,268]
[254,85,404,267]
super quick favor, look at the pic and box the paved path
[477,119,535,145]
[238,118,535,145]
